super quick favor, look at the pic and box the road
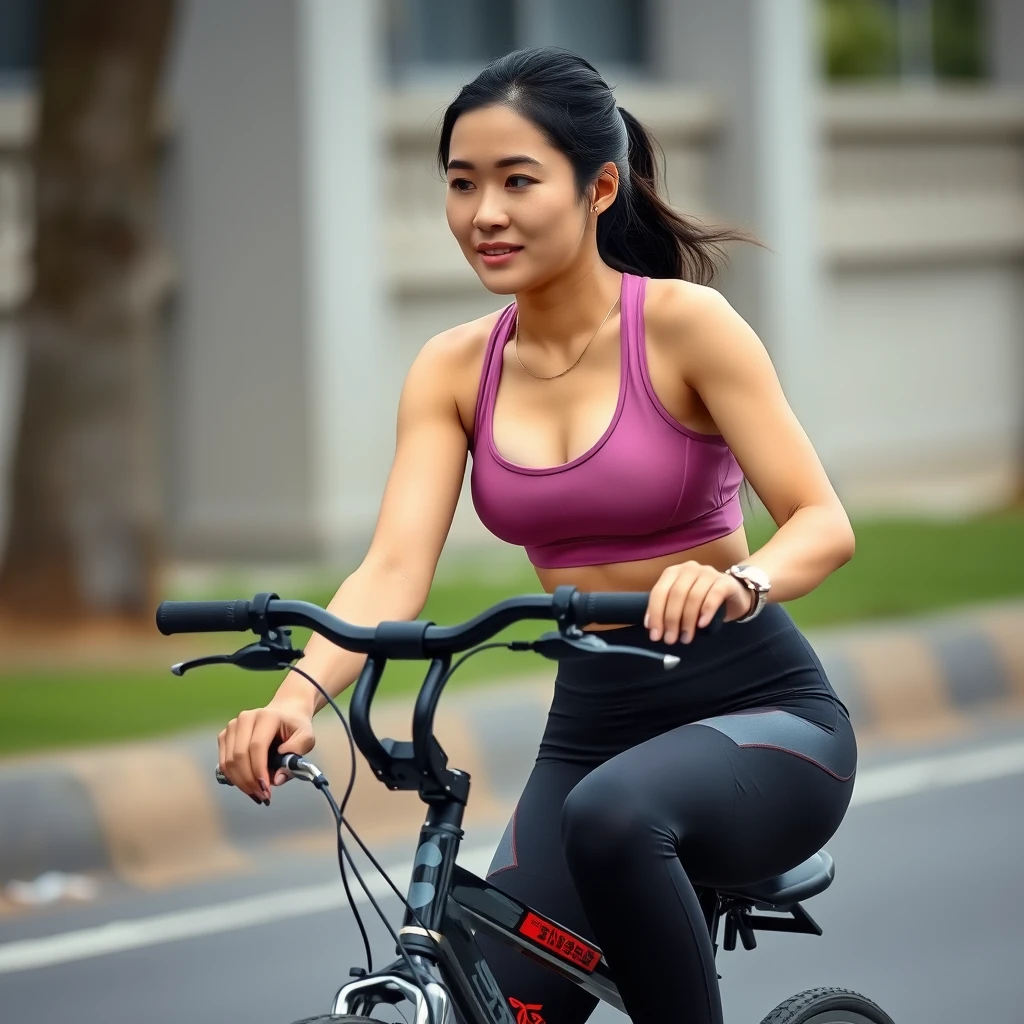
[2,717,1023,1023]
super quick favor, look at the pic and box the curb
[2,601,1023,900]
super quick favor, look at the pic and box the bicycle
[156,585,895,1024]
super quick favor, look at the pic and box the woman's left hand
[645,561,755,644]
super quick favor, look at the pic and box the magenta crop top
[470,273,744,569]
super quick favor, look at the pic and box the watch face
[733,565,771,591]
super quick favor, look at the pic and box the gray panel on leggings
[487,809,517,876]
[694,709,856,780]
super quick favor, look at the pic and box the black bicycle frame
[341,792,826,1024]
[378,793,626,1024]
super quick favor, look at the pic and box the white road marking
[849,738,1024,806]
[2,741,1024,974]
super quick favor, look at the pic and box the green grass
[746,509,1024,627]
[0,569,551,758]
[3,511,1022,756]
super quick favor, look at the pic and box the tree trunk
[0,0,176,626]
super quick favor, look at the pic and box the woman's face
[445,104,592,295]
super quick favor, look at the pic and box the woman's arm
[219,326,475,799]
[679,285,855,599]
[644,282,854,644]
[273,328,474,713]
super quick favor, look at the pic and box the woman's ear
[591,163,620,215]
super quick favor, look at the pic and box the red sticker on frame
[517,912,601,973]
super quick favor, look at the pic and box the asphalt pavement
[2,716,1023,1024]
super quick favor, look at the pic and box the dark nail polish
[250,795,262,806]
[262,798,270,807]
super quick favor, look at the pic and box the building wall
[161,0,314,557]
[0,3,1022,567]
[820,89,1024,511]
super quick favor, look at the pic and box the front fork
[332,787,470,1024]
[333,957,453,1024]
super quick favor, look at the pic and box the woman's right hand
[217,697,316,805]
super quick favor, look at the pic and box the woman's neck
[514,263,623,354]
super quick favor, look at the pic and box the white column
[298,0,389,561]
[0,321,24,554]
[653,0,828,454]
[989,0,1024,83]
[749,0,827,449]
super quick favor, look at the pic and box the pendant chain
[513,296,620,381]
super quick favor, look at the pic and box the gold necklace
[514,296,620,381]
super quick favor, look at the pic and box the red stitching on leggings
[738,743,855,782]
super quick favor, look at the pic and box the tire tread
[288,1016,380,1024]
[758,986,895,1024]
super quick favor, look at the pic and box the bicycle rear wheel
[288,1016,381,1024]
[759,987,896,1024]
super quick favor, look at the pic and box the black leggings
[477,606,857,1024]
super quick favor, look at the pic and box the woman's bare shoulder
[644,277,734,338]
[407,307,508,425]
[411,307,503,369]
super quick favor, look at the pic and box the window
[821,0,989,81]
[0,0,40,86]
[386,0,650,82]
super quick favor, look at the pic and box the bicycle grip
[575,592,729,635]
[155,599,253,635]
[575,591,649,625]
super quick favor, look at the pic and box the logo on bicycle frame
[509,997,546,1024]
[516,911,601,972]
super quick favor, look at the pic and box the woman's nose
[472,189,510,232]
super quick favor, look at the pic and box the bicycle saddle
[719,849,834,909]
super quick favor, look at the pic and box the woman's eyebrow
[447,155,542,171]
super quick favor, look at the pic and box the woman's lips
[478,246,523,267]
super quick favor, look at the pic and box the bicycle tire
[287,1016,381,1024]
[758,987,896,1024]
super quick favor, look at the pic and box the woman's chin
[474,271,525,296]
[472,263,540,296]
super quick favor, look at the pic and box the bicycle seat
[719,850,834,909]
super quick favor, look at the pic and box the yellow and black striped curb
[1,601,1022,897]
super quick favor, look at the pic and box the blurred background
[0,0,1021,720]
[0,2,1022,1022]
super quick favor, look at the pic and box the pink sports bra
[470,273,744,569]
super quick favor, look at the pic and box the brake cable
[278,640,535,1024]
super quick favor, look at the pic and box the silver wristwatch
[725,564,772,623]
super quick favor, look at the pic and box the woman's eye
[507,175,533,188]
[449,178,474,191]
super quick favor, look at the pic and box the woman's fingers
[217,728,227,778]
[217,703,317,805]
[648,563,740,644]
[229,710,260,798]
[223,717,239,784]
[679,572,719,643]
[661,563,700,645]
[645,565,677,641]
[248,711,281,803]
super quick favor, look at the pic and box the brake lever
[531,631,681,670]
[171,630,304,676]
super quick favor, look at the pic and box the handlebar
[157,585,726,802]
[155,586,654,656]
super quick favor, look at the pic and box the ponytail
[438,48,757,285]
[599,108,754,284]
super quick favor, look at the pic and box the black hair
[437,46,754,284]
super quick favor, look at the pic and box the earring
[592,204,599,213]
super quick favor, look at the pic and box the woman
[218,47,857,1024]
